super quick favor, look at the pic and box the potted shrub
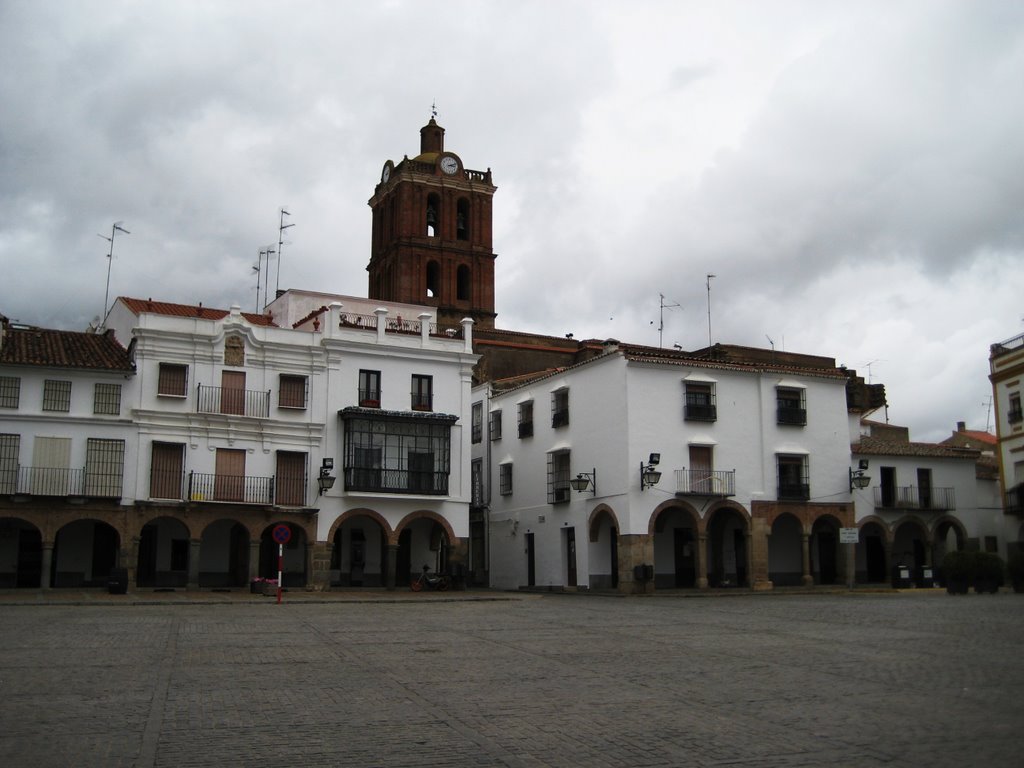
[973,552,1005,594]
[942,550,972,595]
[1007,551,1024,594]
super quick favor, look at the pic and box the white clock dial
[440,156,458,175]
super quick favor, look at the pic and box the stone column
[616,533,653,595]
[119,539,139,590]
[697,532,709,589]
[187,538,201,590]
[801,533,814,586]
[749,516,773,590]
[385,544,399,591]
[248,539,261,581]
[40,543,53,589]
[744,531,754,588]
[447,537,469,590]
[310,541,332,590]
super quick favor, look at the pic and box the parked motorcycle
[410,564,450,592]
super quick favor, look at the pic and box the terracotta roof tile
[1,327,133,371]
[853,437,977,459]
[119,297,277,327]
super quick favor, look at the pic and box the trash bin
[891,565,911,589]
[107,567,128,595]
[917,567,934,588]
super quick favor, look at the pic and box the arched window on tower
[457,264,471,301]
[426,193,440,237]
[457,198,470,241]
[426,260,441,298]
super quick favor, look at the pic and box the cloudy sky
[2,0,1022,442]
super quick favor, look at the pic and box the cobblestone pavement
[1,590,1022,767]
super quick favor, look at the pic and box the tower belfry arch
[367,117,498,329]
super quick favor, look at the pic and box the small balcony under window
[776,387,806,426]
[684,388,717,422]
[196,384,271,418]
[674,468,735,496]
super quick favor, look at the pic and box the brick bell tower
[367,116,497,329]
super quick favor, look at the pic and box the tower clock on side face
[381,162,392,183]
[440,156,459,175]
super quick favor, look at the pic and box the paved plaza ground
[0,589,1021,767]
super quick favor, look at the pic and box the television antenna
[650,293,680,348]
[98,222,129,328]
[275,208,294,296]
[706,274,716,349]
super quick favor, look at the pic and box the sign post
[271,524,292,604]
[839,527,859,589]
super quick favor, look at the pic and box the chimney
[957,421,966,432]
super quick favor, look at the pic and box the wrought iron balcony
[1003,486,1024,515]
[684,394,717,422]
[674,469,735,496]
[1008,407,1023,425]
[0,466,123,498]
[776,406,807,426]
[196,385,270,418]
[873,485,956,511]
[343,467,449,495]
[148,470,307,506]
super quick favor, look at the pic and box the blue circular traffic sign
[272,524,292,545]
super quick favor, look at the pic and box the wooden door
[221,371,245,415]
[215,448,245,501]
[689,445,712,494]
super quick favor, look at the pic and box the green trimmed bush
[973,552,1004,594]
[941,550,973,594]
[1008,551,1024,593]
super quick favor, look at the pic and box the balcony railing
[1005,486,1024,516]
[1009,407,1023,425]
[675,469,736,496]
[196,385,270,418]
[147,471,306,506]
[684,402,717,422]
[0,466,122,498]
[343,467,449,495]
[338,313,464,340]
[873,485,956,511]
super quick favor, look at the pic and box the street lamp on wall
[641,453,662,491]
[849,459,870,491]
[570,468,597,496]
[318,457,336,495]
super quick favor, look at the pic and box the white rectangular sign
[839,527,859,544]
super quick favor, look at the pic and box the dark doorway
[397,529,411,587]
[866,535,887,582]
[733,530,747,587]
[880,466,896,508]
[91,524,118,586]
[818,531,837,584]
[15,525,42,588]
[566,527,577,587]
[610,527,619,589]
[525,532,535,587]
[673,528,696,587]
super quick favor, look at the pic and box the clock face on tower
[440,156,459,175]
[381,163,391,183]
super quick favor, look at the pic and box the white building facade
[850,419,1002,583]
[990,332,1024,552]
[1,291,477,591]
[478,343,858,593]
